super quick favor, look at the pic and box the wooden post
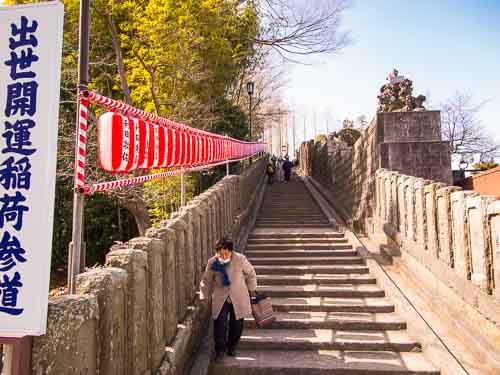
[0,337,32,375]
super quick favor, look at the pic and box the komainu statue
[377,69,426,112]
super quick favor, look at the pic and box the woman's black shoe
[227,347,236,357]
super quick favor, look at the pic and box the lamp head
[247,81,254,96]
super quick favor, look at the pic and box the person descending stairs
[210,176,440,374]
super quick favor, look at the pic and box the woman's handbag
[250,292,276,328]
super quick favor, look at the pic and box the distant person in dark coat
[283,156,293,183]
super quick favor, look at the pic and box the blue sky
[284,0,500,143]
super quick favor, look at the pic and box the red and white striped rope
[74,97,89,189]
[84,90,263,146]
[82,152,262,194]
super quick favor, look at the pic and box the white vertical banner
[0,1,64,336]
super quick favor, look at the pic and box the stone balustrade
[375,168,500,325]
[31,157,268,375]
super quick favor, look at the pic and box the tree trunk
[120,197,152,236]
[105,14,133,105]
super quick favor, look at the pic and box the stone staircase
[211,178,440,374]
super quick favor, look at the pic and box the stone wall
[375,168,500,330]
[297,111,452,233]
[31,158,268,375]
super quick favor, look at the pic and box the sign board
[0,1,64,336]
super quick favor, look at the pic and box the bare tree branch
[440,92,499,161]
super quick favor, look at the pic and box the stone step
[249,256,365,266]
[239,329,421,352]
[254,265,370,275]
[245,311,406,330]
[249,232,344,239]
[211,350,439,375]
[247,249,357,258]
[257,274,376,285]
[257,212,326,217]
[256,220,330,225]
[246,242,351,250]
[271,297,395,313]
[257,285,385,298]
[255,223,333,228]
[247,237,345,244]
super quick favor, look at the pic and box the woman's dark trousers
[214,301,244,354]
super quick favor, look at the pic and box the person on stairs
[283,155,293,183]
[266,162,275,184]
[199,238,258,362]
[276,157,284,182]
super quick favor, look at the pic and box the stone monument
[377,69,427,112]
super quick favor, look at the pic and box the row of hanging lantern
[97,112,265,173]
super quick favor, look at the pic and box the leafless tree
[238,0,351,62]
[440,92,499,161]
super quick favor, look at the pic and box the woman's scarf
[211,257,231,286]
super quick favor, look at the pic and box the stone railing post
[405,177,417,241]
[105,249,148,375]
[414,178,431,248]
[397,175,409,237]
[487,200,500,301]
[466,195,497,292]
[184,204,203,284]
[424,183,446,257]
[192,197,209,269]
[389,172,399,227]
[76,268,127,375]
[450,190,478,280]
[32,295,99,374]
[146,226,178,344]
[166,217,189,321]
[128,238,165,371]
[436,186,462,266]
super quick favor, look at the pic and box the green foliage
[315,134,328,145]
[472,162,499,170]
[5,0,261,278]
[337,128,362,147]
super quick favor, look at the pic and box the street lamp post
[247,81,254,139]
[247,81,254,164]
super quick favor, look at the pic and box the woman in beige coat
[199,238,257,361]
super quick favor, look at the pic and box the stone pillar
[182,209,196,303]
[196,199,209,267]
[466,195,497,292]
[450,191,478,280]
[185,204,203,284]
[32,295,99,375]
[424,183,445,257]
[436,186,462,266]
[405,177,417,241]
[397,175,409,236]
[146,226,178,344]
[166,217,188,321]
[376,169,387,221]
[76,268,127,375]
[390,172,399,228]
[105,249,148,375]
[214,187,224,240]
[128,237,165,371]
[488,200,500,301]
[414,178,431,248]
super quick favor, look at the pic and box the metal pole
[249,95,252,165]
[180,168,186,207]
[292,112,296,158]
[249,95,252,140]
[68,0,90,295]
[226,161,230,176]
